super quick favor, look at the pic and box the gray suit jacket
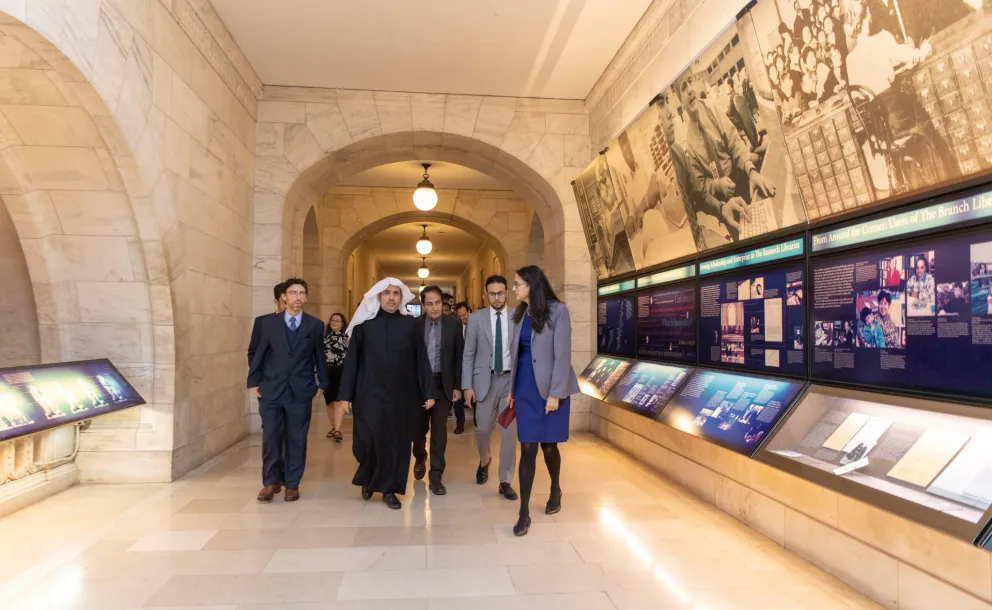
[461,306,514,401]
[509,301,580,400]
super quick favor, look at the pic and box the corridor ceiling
[342,161,509,190]
[365,222,483,289]
[209,0,653,98]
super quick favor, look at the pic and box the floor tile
[263,546,426,572]
[145,573,343,606]
[337,567,515,600]
[127,530,219,552]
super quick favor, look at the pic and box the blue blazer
[509,301,580,400]
[247,312,329,403]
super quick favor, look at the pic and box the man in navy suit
[248,278,328,502]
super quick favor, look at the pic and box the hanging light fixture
[415,224,433,255]
[419,281,426,295]
[417,256,430,279]
[412,163,438,211]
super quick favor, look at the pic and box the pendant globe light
[415,224,433,255]
[417,256,430,279]
[412,163,438,211]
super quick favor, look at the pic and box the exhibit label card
[887,429,971,488]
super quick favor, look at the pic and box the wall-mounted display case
[658,368,806,456]
[759,385,992,543]
[578,356,633,401]
[604,361,694,419]
[0,359,145,443]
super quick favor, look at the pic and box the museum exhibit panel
[597,289,637,357]
[636,263,698,363]
[0,360,145,443]
[578,354,634,402]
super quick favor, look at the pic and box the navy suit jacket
[247,312,276,366]
[247,312,329,404]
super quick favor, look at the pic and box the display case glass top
[605,361,694,419]
[578,356,633,401]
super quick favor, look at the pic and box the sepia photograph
[573,156,636,279]
[748,0,989,221]
[654,19,807,252]
[605,107,697,269]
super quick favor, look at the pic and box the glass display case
[658,368,806,456]
[604,361,694,419]
[578,355,633,401]
[759,384,992,542]
[0,359,145,443]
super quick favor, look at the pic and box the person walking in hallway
[248,282,285,365]
[247,278,329,503]
[412,286,464,495]
[462,275,518,501]
[323,313,349,442]
[508,266,579,536]
[337,278,433,510]
[453,302,472,433]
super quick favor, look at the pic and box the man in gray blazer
[462,275,518,500]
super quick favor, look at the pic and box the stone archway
[0,16,176,486]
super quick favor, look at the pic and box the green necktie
[494,311,503,374]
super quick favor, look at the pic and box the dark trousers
[260,391,311,488]
[452,398,466,429]
[413,375,451,482]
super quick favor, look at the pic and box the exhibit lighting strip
[812,188,992,254]
[698,238,804,276]
[637,263,695,289]
[598,280,636,296]
[599,507,706,609]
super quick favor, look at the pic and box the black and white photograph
[573,155,636,279]
[655,19,807,252]
[604,107,697,269]
[749,0,989,221]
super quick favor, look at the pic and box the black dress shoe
[453,426,464,435]
[383,493,402,510]
[429,480,447,495]
[414,458,427,481]
[513,515,531,537]
[498,483,518,501]
[361,486,373,500]
[476,459,491,485]
[546,489,562,515]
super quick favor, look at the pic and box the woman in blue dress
[508,266,580,536]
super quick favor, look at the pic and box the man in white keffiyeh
[336,278,434,510]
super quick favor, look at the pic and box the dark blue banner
[597,294,636,357]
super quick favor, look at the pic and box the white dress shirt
[490,307,511,372]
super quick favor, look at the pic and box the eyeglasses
[512,281,527,288]
[487,291,506,298]
[286,290,307,298]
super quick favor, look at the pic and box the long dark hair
[513,265,559,333]
[326,312,348,336]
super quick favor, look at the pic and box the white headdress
[346,277,416,336]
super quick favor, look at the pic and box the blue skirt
[514,314,570,443]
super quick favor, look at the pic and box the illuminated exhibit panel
[810,188,992,401]
[0,359,145,443]
[697,238,807,377]
[605,361,694,419]
[760,385,992,542]
[636,281,697,363]
[578,356,633,401]
[658,368,805,456]
[597,292,636,357]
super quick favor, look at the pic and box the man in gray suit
[462,275,518,500]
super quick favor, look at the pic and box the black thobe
[337,309,431,495]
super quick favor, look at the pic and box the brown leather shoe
[257,485,279,502]
[285,488,300,502]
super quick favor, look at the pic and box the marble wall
[455,245,500,311]
[0,0,262,482]
[591,402,992,609]
[0,195,39,367]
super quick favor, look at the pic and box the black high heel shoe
[545,489,562,515]
[513,514,532,537]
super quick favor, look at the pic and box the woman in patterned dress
[323,313,349,441]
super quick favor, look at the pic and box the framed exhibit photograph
[573,157,636,279]
[759,384,992,543]
[578,356,634,401]
[0,359,145,443]
[657,368,806,455]
[604,361,695,419]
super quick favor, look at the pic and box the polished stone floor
[0,412,881,609]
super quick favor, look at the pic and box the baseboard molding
[0,463,79,519]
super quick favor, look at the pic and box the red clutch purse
[497,403,516,429]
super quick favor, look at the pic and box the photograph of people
[838,318,857,347]
[907,253,936,316]
[881,256,904,287]
[859,305,885,347]
[971,241,992,315]
[572,156,636,279]
[603,108,696,269]
[876,290,904,348]
[747,0,985,220]
[787,280,804,305]
[660,20,805,251]
[814,320,834,346]
[721,302,746,363]
[937,282,970,316]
